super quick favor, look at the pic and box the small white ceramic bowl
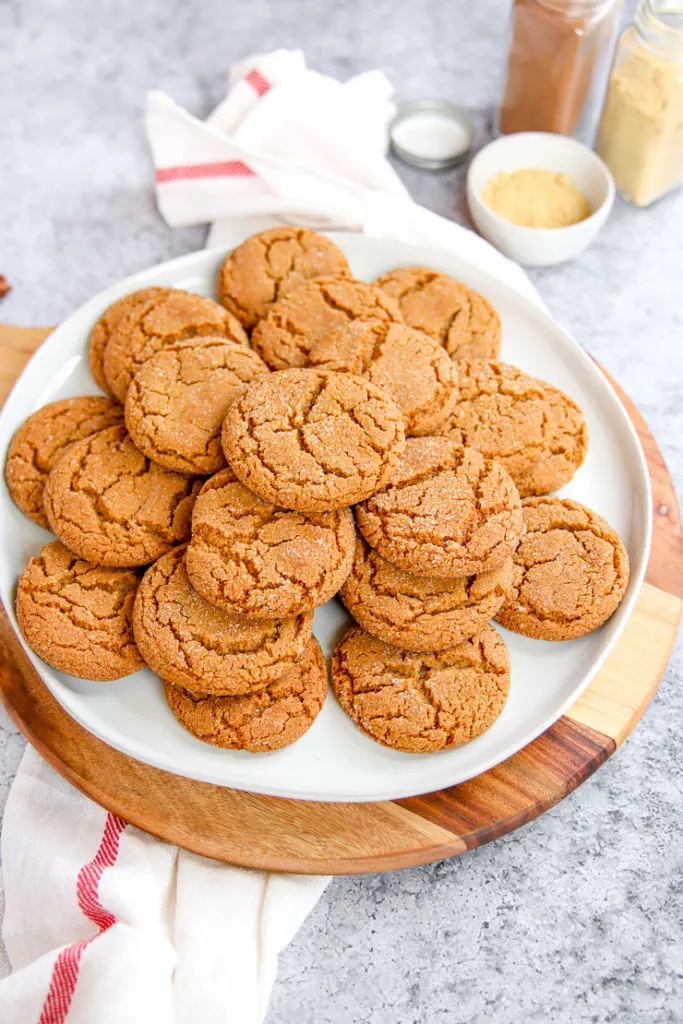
[467,132,615,267]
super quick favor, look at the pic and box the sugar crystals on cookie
[222,368,406,512]
[331,623,511,753]
[186,468,356,618]
[375,266,501,362]
[218,226,351,330]
[496,497,630,640]
[355,436,524,578]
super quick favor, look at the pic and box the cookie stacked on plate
[333,437,520,752]
[6,225,630,759]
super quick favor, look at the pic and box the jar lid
[389,100,474,170]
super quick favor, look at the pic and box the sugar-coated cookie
[437,359,588,496]
[103,289,247,402]
[164,636,327,752]
[16,541,143,680]
[355,436,523,577]
[332,623,510,752]
[222,368,405,512]
[125,337,269,475]
[341,536,513,651]
[309,320,459,437]
[43,425,201,566]
[89,288,172,394]
[375,266,501,361]
[5,396,123,528]
[133,546,314,695]
[186,468,355,617]
[251,275,402,370]
[496,497,630,640]
[218,227,351,329]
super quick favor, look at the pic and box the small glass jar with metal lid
[389,100,475,170]
[596,0,683,206]
[498,0,623,145]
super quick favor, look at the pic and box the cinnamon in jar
[498,0,623,144]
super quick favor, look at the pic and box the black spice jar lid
[389,100,475,170]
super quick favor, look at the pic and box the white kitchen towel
[0,49,540,1024]
[145,47,537,302]
[0,746,327,1024]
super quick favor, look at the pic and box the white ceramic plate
[0,234,652,802]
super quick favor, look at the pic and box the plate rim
[0,234,653,802]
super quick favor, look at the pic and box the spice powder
[482,170,592,228]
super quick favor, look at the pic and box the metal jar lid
[389,100,474,170]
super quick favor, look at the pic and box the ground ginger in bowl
[482,169,592,228]
[466,132,614,265]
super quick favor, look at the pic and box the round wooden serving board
[0,324,681,874]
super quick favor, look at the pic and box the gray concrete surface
[0,1,681,1021]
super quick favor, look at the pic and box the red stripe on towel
[245,69,271,96]
[38,814,127,1024]
[156,160,256,182]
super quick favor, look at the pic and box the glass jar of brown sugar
[498,0,623,144]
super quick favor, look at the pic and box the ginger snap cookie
[375,266,501,361]
[89,287,172,394]
[103,289,247,402]
[218,227,351,329]
[331,623,510,753]
[341,536,514,651]
[250,275,402,370]
[309,320,459,437]
[222,368,406,512]
[16,541,144,680]
[437,360,588,497]
[185,468,356,618]
[164,636,327,752]
[355,436,523,578]
[133,545,314,695]
[5,396,124,528]
[43,425,201,567]
[496,497,630,641]
[124,337,270,475]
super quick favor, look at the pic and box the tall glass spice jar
[597,0,683,206]
[498,0,623,144]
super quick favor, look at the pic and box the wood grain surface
[0,322,680,874]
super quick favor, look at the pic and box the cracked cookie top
[43,425,201,567]
[103,289,248,402]
[89,287,172,394]
[133,545,314,694]
[124,337,270,475]
[374,266,501,362]
[496,497,630,641]
[222,368,406,512]
[164,636,327,752]
[355,436,523,577]
[436,360,588,497]
[218,227,351,330]
[5,396,124,528]
[16,541,144,680]
[250,275,403,370]
[331,623,510,753]
[186,467,356,618]
[309,320,459,437]
[341,536,514,652]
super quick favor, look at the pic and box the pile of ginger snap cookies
[6,226,631,757]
